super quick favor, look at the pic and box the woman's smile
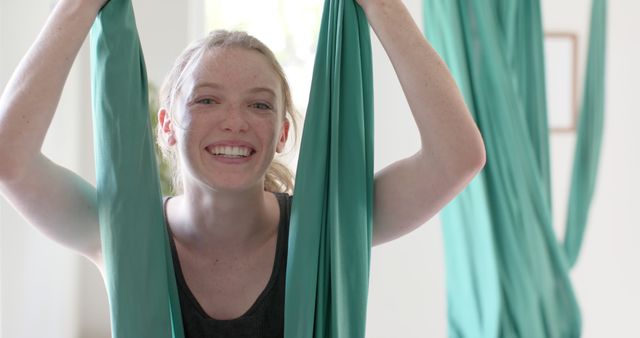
[205,142,257,164]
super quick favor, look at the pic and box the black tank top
[164,193,291,338]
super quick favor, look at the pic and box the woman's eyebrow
[191,83,276,98]
[192,82,223,90]
[248,87,277,98]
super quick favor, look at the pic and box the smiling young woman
[155,38,295,329]
[157,32,297,197]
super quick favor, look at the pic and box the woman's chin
[194,177,264,195]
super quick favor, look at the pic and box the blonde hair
[157,30,298,194]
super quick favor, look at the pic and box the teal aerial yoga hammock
[90,0,184,336]
[564,0,607,269]
[285,0,373,336]
[422,0,607,336]
[90,0,373,337]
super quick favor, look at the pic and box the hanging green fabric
[285,0,374,337]
[564,0,607,268]
[423,0,607,337]
[90,0,184,337]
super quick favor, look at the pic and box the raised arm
[357,0,486,245]
[0,0,107,262]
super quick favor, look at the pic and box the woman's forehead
[186,48,281,90]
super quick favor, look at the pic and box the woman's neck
[167,185,279,254]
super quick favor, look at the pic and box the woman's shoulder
[274,191,292,208]
[272,192,292,227]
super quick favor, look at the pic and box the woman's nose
[219,105,249,133]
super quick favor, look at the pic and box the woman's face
[167,47,289,193]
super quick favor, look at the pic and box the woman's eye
[251,102,272,110]
[196,98,216,105]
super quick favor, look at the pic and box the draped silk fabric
[285,0,374,337]
[90,0,373,337]
[90,0,184,337]
[422,0,607,336]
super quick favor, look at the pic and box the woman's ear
[276,119,290,153]
[158,108,176,146]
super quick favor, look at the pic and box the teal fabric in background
[564,0,607,269]
[423,0,607,337]
[285,0,374,337]
[90,0,184,337]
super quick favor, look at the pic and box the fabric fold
[285,0,374,337]
[90,0,184,337]
[423,0,607,336]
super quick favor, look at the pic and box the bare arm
[357,0,486,245]
[0,0,107,262]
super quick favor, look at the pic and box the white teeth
[209,145,252,157]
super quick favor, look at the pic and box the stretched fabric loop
[90,0,184,337]
[563,0,608,268]
[423,0,607,336]
[284,0,374,337]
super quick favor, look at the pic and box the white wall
[366,0,446,336]
[1,0,639,337]
[1,2,81,338]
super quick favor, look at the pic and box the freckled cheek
[263,127,284,149]
[245,113,276,129]
[174,112,218,133]
[172,120,206,152]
